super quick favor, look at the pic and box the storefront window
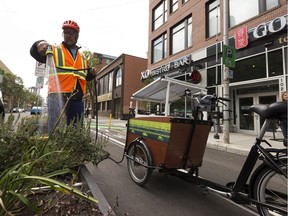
[230,54,266,83]
[239,97,254,130]
[102,102,106,111]
[171,16,192,55]
[268,49,283,77]
[107,101,111,110]
[207,66,221,86]
[152,33,167,63]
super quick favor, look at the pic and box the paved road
[91,127,259,216]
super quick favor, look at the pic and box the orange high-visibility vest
[48,44,88,94]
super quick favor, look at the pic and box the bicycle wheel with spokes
[127,141,153,186]
[253,161,287,216]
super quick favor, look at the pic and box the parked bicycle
[123,94,287,216]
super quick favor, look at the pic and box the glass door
[258,95,277,132]
[239,97,254,131]
[238,94,278,135]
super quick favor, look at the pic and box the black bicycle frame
[233,119,287,193]
[172,118,286,210]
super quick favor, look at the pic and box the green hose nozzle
[45,45,53,56]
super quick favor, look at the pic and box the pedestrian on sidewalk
[30,20,97,134]
[279,91,287,146]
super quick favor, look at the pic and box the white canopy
[131,77,207,116]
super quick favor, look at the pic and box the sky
[0,0,149,88]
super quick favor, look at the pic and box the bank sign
[141,55,191,80]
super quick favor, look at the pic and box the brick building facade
[96,54,147,119]
[143,0,287,135]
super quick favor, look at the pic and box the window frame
[206,0,220,38]
[152,0,167,31]
[152,33,167,64]
[170,16,192,55]
[115,68,122,87]
[170,0,179,14]
[228,0,279,28]
[108,72,113,92]
[182,0,189,4]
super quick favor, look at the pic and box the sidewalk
[206,132,285,156]
[91,116,286,156]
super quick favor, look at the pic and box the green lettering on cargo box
[129,119,171,143]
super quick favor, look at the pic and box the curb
[206,142,248,156]
[80,163,116,216]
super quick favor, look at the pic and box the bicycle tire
[253,160,287,216]
[127,141,153,186]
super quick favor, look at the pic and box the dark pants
[65,100,84,127]
[47,93,84,135]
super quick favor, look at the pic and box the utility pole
[223,0,230,144]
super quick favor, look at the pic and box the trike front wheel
[127,141,153,186]
[253,160,287,216]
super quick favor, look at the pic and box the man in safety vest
[30,20,97,134]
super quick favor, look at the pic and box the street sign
[36,76,44,88]
[223,45,235,68]
[35,61,46,77]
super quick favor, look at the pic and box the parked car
[12,107,19,113]
[18,108,25,113]
[30,106,42,115]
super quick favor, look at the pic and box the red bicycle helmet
[62,20,80,33]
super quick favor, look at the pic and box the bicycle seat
[249,101,287,119]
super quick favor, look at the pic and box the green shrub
[0,114,109,215]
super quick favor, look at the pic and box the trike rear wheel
[127,141,153,186]
[253,160,287,216]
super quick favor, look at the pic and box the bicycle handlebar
[217,96,231,102]
[199,94,230,104]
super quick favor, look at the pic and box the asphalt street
[89,120,261,216]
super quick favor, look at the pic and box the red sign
[191,70,201,84]
[235,26,248,49]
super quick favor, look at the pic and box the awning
[131,77,207,103]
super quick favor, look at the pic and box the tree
[83,50,98,119]
[1,71,40,110]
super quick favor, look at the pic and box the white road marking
[92,130,125,147]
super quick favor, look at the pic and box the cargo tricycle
[121,77,287,216]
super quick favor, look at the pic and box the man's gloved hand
[37,41,50,56]
[90,67,97,76]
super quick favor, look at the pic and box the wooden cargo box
[126,116,213,169]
